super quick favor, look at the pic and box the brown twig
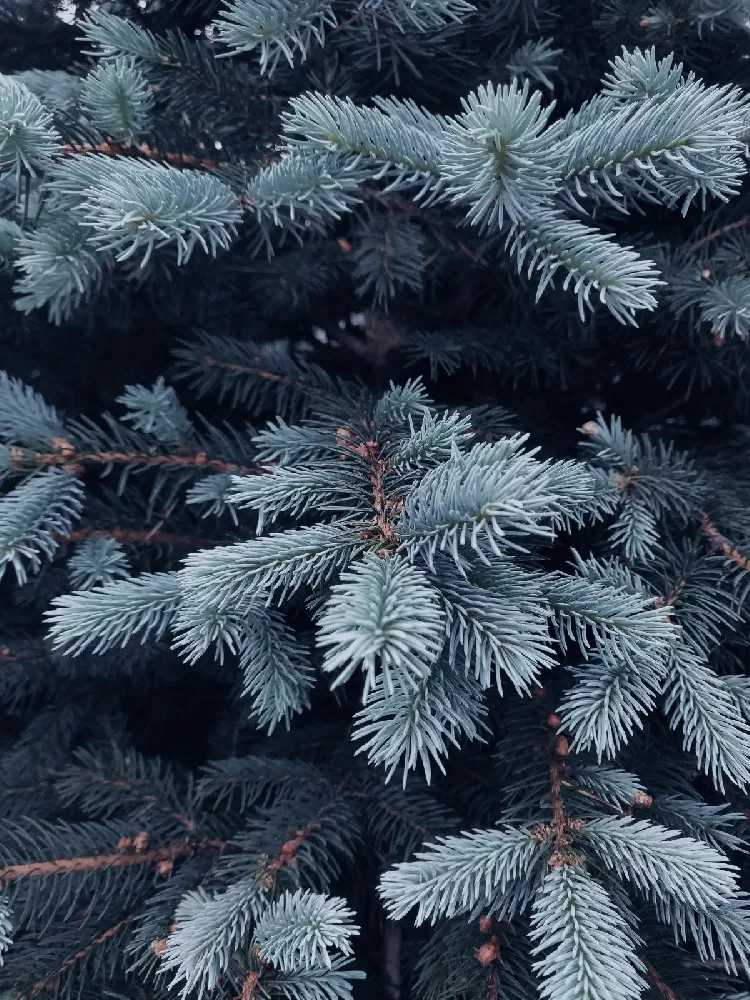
[654,577,687,611]
[23,916,134,999]
[11,444,257,477]
[253,820,320,894]
[700,513,750,573]
[688,216,749,253]
[544,717,583,868]
[383,920,402,1000]
[68,771,196,831]
[236,971,261,1000]
[549,755,567,858]
[642,956,678,1000]
[59,141,225,172]
[0,838,224,883]
[366,442,400,547]
[201,355,328,399]
[265,824,314,875]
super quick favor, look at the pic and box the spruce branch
[178,524,370,610]
[529,865,646,1000]
[397,436,595,567]
[0,371,65,450]
[0,840,221,883]
[80,56,154,142]
[317,552,444,698]
[378,827,541,923]
[254,889,358,971]
[12,221,109,325]
[663,643,750,791]
[441,80,559,230]
[235,608,315,731]
[0,74,61,179]
[213,0,337,74]
[641,956,678,1000]
[79,10,164,62]
[161,876,266,997]
[700,514,750,573]
[46,572,182,655]
[173,331,340,416]
[508,212,663,325]
[75,158,242,268]
[581,815,740,911]
[10,443,257,477]
[353,657,488,783]
[67,535,131,590]
[282,92,444,197]
[22,915,134,1000]
[0,469,84,584]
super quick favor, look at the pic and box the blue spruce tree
[1,2,750,999]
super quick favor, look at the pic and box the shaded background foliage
[4,2,750,999]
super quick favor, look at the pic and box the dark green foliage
[3,2,750,1000]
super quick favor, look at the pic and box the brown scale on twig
[527,714,585,868]
[236,971,261,1000]
[59,140,226,171]
[700,513,750,573]
[363,441,402,548]
[336,428,404,551]
[473,916,504,1000]
[256,820,317,892]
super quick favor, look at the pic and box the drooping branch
[70,770,196,831]
[688,216,749,253]
[641,956,678,1000]
[200,354,329,400]
[22,915,134,1000]
[700,514,750,573]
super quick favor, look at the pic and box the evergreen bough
[2,2,750,1000]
